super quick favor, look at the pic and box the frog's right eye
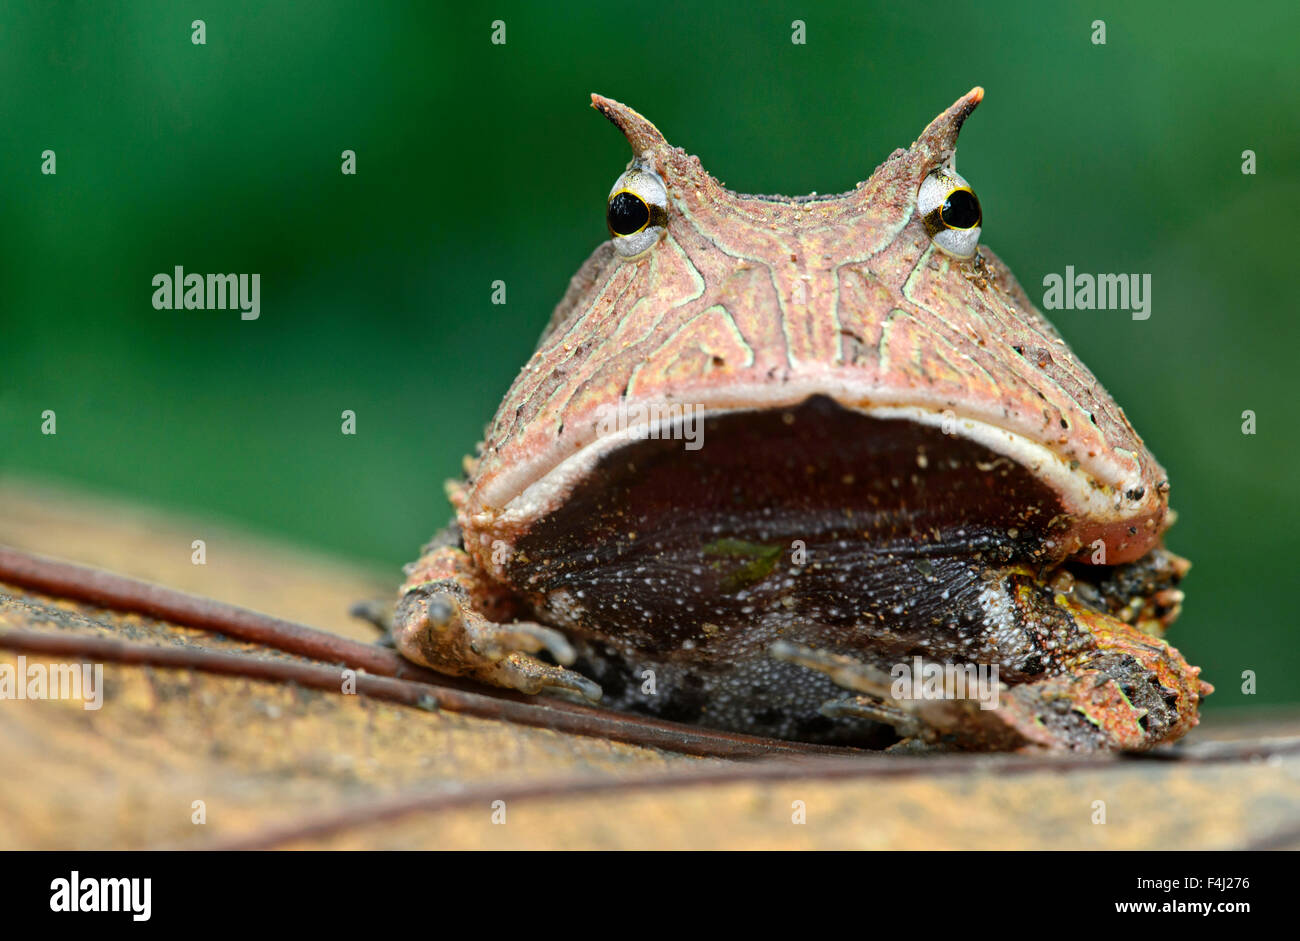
[607,166,668,258]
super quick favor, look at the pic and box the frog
[390,88,1211,751]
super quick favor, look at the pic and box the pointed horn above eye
[913,86,984,168]
[591,94,668,155]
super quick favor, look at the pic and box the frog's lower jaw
[557,574,1209,751]
[393,528,1208,748]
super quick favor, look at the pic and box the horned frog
[390,88,1210,751]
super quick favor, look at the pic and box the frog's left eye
[918,167,982,258]
[607,166,668,258]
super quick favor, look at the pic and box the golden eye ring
[606,166,669,258]
[936,186,981,230]
[918,168,983,258]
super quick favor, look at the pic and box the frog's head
[443,91,1205,748]
[468,90,1171,580]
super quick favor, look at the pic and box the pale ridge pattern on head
[462,90,1169,572]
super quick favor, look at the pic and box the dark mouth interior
[510,395,1069,656]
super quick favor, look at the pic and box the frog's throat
[473,393,1166,567]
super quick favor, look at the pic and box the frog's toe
[768,640,894,698]
[771,641,922,736]
[771,641,984,744]
[349,598,395,643]
[471,620,577,666]
[490,651,603,703]
[819,695,924,738]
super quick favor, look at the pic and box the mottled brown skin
[393,89,1211,750]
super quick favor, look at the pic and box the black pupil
[608,191,650,235]
[940,189,981,229]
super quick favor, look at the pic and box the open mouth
[500,394,1174,665]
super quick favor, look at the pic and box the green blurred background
[3,1,1297,708]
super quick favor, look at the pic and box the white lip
[483,387,1149,532]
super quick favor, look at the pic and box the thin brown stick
[0,618,847,761]
[0,545,432,680]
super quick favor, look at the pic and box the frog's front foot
[771,620,1210,752]
[394,545,602,703]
